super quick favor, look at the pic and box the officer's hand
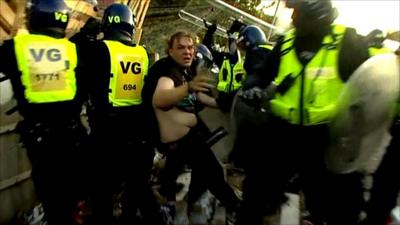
[228,19,246,35]
[189,74,215,93]
[204,19,217,34]
[238,86,263,100]
[238,86,264,106]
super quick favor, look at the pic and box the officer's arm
[152,76,189,109]
[242,48,272,90]
[0,41,14,105]
[203,23,217,51]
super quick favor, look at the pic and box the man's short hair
[166,31,197,54]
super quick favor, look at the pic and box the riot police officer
[82,3,164,225]
[236,25,273,96]
[235,0,372,224]
[203,20,247,111]
[229,25,273,169]
[0,1,88,224]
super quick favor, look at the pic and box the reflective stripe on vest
[217,58,232,92]
[14,34,78,103]
[104,40,148,107]
[231,58,246,91]
[270,25,347,125]
[259,44,273,50]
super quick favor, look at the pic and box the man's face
[169,37,194,68]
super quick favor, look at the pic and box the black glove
[228,19,246,35]
[204,19,217,34]
[238,86,263,100]
[237,86,264,107]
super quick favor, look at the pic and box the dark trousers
[158,127,239,211]
[234,118,364,225]
[363,123,400,225]
[22,121,89,225]
[89,133,163,225]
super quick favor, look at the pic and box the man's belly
[155,107,197,143]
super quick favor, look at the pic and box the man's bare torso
[155,106,197,143]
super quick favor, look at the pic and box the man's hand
[188,74,215,93]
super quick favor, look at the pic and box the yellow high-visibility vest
[270,25,347,125]
[217,45,273,93]
[104,40,149,107]
[217,56,245,93]
[14,34,78,103]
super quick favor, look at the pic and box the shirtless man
[142,31,239,224]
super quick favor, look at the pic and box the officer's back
[0,0,85,125]
[82,4,149,138]
[0,1,88,224]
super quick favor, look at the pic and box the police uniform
[235,24,372,225]
[228,43,272,168]
[0,32,88,225]
[82,37,166,225]
[81,3,164,225]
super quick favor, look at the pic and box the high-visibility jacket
[270,25,347,125]
[104,40,149,107]
[217,55,245,93]
[14,34,78,103]
[217,45,272,93]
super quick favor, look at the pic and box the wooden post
[130,0,151,43]
[0,1,15,34]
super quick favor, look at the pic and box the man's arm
[197,92,218,108]
[152,77,189,109]
[152,72,215,109]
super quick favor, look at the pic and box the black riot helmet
[194,44,219,76]
[27,0,70,36]
[237,25,267,49]
[196,44,214,69]
[286,0,337,34]
[101,3,136,42]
